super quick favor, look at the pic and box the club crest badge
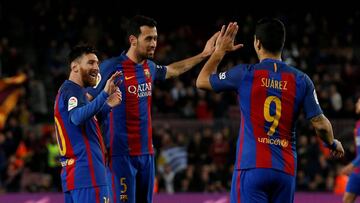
[144,69,150,78]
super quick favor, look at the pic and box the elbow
[196,78,212,90]
[196,77,206,89]
[196,78,202,88]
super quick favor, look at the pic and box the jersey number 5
[263,96,282,136]
[54,117,66,156]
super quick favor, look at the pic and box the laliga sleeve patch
[68,97,78,111]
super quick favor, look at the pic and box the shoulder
[226,64,252,73]
[59,81,72,94]
[230,64,254,76]
[60,81,82,97]
[280,64,311,84]
[215,64,250,81]
[145,59,160,69]
[282,64,307,77]
[100,56,122,69]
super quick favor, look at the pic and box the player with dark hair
[196,18,344,203]
[87,15,218,203]
[341,98,360,203]
[54,44,122,203]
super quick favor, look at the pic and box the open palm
[215,22,243,53]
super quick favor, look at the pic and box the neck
[126,48,144,64]
[258,52,282,62]
[68,73,83,87]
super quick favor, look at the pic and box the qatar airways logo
[257,137,289,148]
[128,82,152,98]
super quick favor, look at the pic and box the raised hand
[215,22,244,54]
[104,71,122,95]
[201,31,220,57]
[107,87,122,107]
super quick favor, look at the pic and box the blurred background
[0,1,360,202]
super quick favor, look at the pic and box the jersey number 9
[263,96,282,136]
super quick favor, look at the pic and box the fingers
[220,25,226,37]
[225,22,238,37]
[107,88,122,107]
[109,71,122,82]
[218,22,238,39]
[331,149,344,158]
[231,23,239,39]
[214,22,241,53]
[233,44,244,51]
[115,78,123,86]
[210,31,220,41]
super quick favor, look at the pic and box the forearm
[70,91,109,125]
[311,114,335,145]
[97,103,112,121]
[196,51,225,90]
[166,53,207,78]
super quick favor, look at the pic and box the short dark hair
[68,44,97,64]
[126,15,157,38]
[255,18,285,53]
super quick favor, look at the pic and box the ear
[254,37,261,51]
[129,35,137,47]
[71,61,79,73]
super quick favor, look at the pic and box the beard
[136,44,155,60]
[138,50,154,60]
[80,67,97,87]
[145,50,155,59]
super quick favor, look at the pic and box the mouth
[89,72,98,81]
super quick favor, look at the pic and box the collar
[260,58,285,64]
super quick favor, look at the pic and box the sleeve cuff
[102,102,112,113]
[100,90,110,99]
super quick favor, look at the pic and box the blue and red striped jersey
[54,80,109,191]
[352,120,360,173]
[87,53,167,156]
[209,58,323,176]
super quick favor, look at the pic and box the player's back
[234,58,321,176]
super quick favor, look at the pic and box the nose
[150,39,157,48]
[93,64,99,72]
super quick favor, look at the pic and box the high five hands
[215,22,244,54]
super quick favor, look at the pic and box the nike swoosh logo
[125,76,135,80]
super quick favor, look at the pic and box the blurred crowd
[0,1,360,194]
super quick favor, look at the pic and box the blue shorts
[346,173,360,195]
[108,154,154,203]
[64,185,110,203]
[230,168,295,203]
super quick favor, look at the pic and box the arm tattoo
[311,114,332,144]
[310,114,325,122]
